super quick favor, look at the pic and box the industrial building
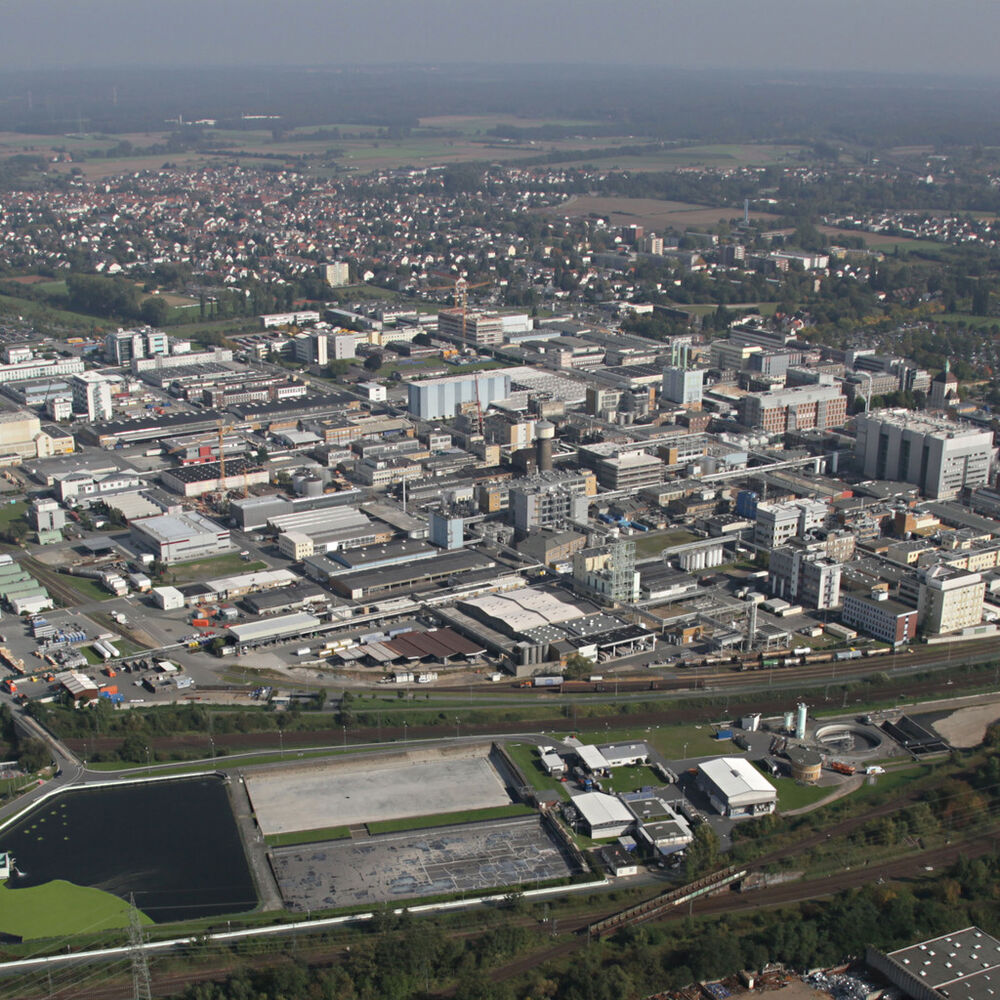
[696,757,777,817]
[855,410,995,499]
[768,540,842,610]
[867,927,1000,1000]
[509,470,596,534]
[572,541,640,604]
[227,612,322,648]
[623,793,693,855]
[661,366,703,408]
[737,383,847,434]
[570,791,635,838]
[130,511,232,565]
[407,372,512,420]
[160,460,270,497]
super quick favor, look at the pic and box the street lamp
[342,725,346,748]
[209,735,215,760]
[279,729,284,758]
[455,717,460,739]
[145,746,151,776]
[403,721,408,744]
[682,742,688,760]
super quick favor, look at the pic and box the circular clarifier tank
[814,724,883,754]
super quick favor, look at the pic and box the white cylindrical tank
[783,711,794,732]
[795,701,808,740]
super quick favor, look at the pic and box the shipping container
[715,728,734,740]
[191,618,210,628]
[533,675,564,687]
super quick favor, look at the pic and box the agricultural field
[547,194,780,230]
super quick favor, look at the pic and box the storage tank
[795,702,808,740]
[293,475,324,498]
[783,711,794,732]
[534,420,555,473]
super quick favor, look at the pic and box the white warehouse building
[697,757,777,818]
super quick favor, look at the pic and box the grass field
[264,825,351,847]
[572,724,734,762]
[771,777,834,811]
[634,529,699,559]
[366,803,534,835]
[504,743,570,799]
[166,554,266,583]
[599,764,663,793]
[55,573,112,603]
[0,501,26,528]
[547,194,780,230]
[0,879,152,939]
[0,290,106,336]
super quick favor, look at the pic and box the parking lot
[271,815,579,910]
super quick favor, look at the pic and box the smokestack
[535,420,555,472]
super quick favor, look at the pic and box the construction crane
[167,421,251,495]
[426,274,494,434]
[426,274,492,341]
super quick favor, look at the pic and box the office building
[323,261,350,286]
[293,331,328,366]
[841,590,918,646]
[595,452,664,490]
[0,358,85,385]
[854,410,994,500]
[277,531,315,561]
[407,372,511,420]
[71,372,113,422]
[437,309,504,347]
[661,366,703,408]
[737,383,847,433]
[104,329,169,365]
[753,500,828,550]
[330,333,357,360]
[917,565,985,635]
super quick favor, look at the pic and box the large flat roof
[228,612,320,643]
[131,510,228,542]
[572,791,634,829]
[698,757,776,804]
[887,927,1000,1000]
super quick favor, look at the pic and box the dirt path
[781,774,865,816]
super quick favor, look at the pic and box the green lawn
[504,742,570,799]
[0,501,26,528]
[366,803,534,835]
[265,825,351,847]
[634,530,698,559]
[0,879,152,939]
[166,554,266,583]
[599,764,663,793]
[55,573,113,603]
[583,724,736,762]
[771,777,833,811]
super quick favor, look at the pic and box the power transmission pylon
[128,893,152,1000]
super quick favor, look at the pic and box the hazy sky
[3,0,998,76]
